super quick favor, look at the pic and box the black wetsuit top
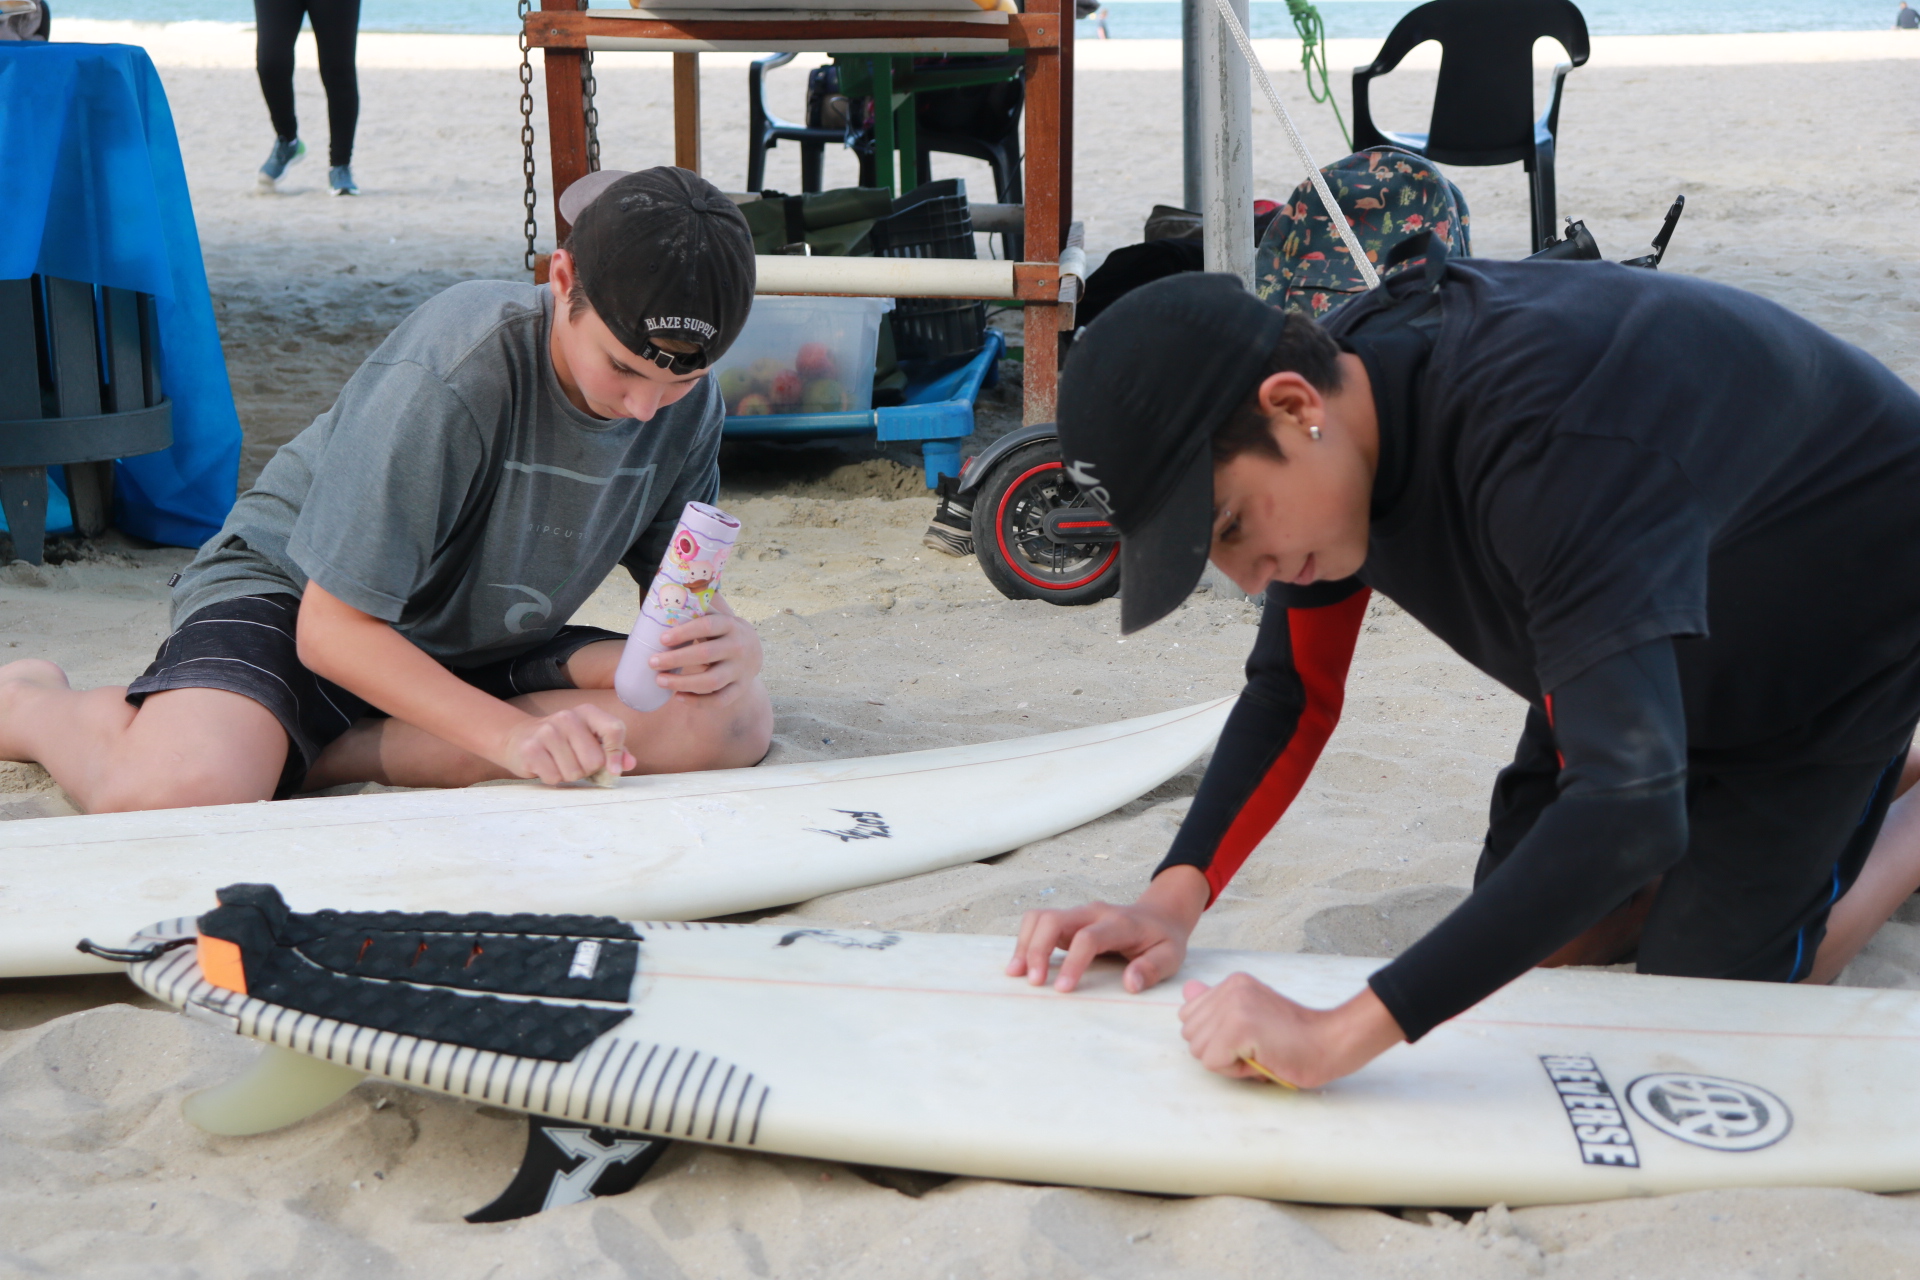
[1161,258,1920,1041]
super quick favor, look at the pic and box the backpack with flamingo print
[1253,148,1472,318]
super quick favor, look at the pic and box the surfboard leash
[76,935,195,964]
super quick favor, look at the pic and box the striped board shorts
[126,594,624,796]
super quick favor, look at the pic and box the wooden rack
[525,0,1076,423]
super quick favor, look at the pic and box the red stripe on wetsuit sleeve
[1542,692,1566,769]
[1202,587,1371,905]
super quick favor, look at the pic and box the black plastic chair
[903,56,1025,209]
[746,51,845,194]
[860,55,1026,261]
[0,275,173,565]
[910,81,1024,262]
[1350,0,1589,252]
[748,53,1027,259]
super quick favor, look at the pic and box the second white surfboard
[1,698,1230,978]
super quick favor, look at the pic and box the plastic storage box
[710,295,891,417]
[723,328,1004,487]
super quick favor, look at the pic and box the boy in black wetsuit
[1008,257,1920,1088]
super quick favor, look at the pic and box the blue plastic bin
[721,329,1005,487]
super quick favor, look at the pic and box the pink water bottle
[613,502,741,712]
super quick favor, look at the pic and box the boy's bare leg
[1808,745,1920,984]
[301,641,773,791]
[0,659,288,812]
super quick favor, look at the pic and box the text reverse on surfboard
[1540,1055,1641,1167]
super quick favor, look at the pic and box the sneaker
[921,475,975,556]
[328,165,358,197]
[256,137,305,190]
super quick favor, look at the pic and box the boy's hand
[1007,865,1209,993]
[499,703,635,786]
[1177,975,1405,1089]
[651,595,763,704]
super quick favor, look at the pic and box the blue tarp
[0,41,239,547]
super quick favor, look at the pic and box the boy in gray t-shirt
[0,168,772,808]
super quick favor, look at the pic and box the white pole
[1208,0,1380,290]
[1199,0,1253,287]
[1181,0,1203,211]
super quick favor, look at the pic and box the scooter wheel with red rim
[970,441,1122,605]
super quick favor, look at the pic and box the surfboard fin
[465,1118,670,1223]
[182,1044,367,1136]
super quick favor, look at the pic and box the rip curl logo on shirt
[492,583,553,634]
[1625,1074,1792,1152]
[645,315,717,342]
[1539,1055,1640,1167]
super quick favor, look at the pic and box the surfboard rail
[123,915,1920,1207]
[5,699,1231,978]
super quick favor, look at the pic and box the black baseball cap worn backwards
[1057,272,1289,634]
[566,166,757,372]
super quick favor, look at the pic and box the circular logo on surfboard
[1625,1074,1792,1152]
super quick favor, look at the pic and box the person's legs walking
[253,0,308,186]
[307,0,362,193]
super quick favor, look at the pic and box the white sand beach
[4,21,1920,1276]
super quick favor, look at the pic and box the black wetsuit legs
[1638,748,1910,982]
[254,0,361,166]
[1477,710,1915,986]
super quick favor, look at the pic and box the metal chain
[580,1,601,172]
[518,0,539,273]
[583,54,601,172]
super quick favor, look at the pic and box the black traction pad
[196,884,637,1061]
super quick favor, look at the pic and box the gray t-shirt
[174,280,722,667]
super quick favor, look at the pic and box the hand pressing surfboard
[122,886,1920,1209]
[3,700,1230,978]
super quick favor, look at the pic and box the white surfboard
[0,700,1229,978]
[125,913,1920,1207]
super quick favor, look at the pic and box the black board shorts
[125,594,626,797]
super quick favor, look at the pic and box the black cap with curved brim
[564,166,757,366]
[558,169,632,225]
[1057,272,1289,634]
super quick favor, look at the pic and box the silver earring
[1308,424,1323,441]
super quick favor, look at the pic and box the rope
[1285,0,1350,150]
[1206,0,1379,290]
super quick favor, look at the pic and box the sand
[4,20,1920,1276]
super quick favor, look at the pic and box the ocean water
[1085,0,1910,38]
[54,0,1915,37]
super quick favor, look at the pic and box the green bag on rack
[740,186,895,256]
